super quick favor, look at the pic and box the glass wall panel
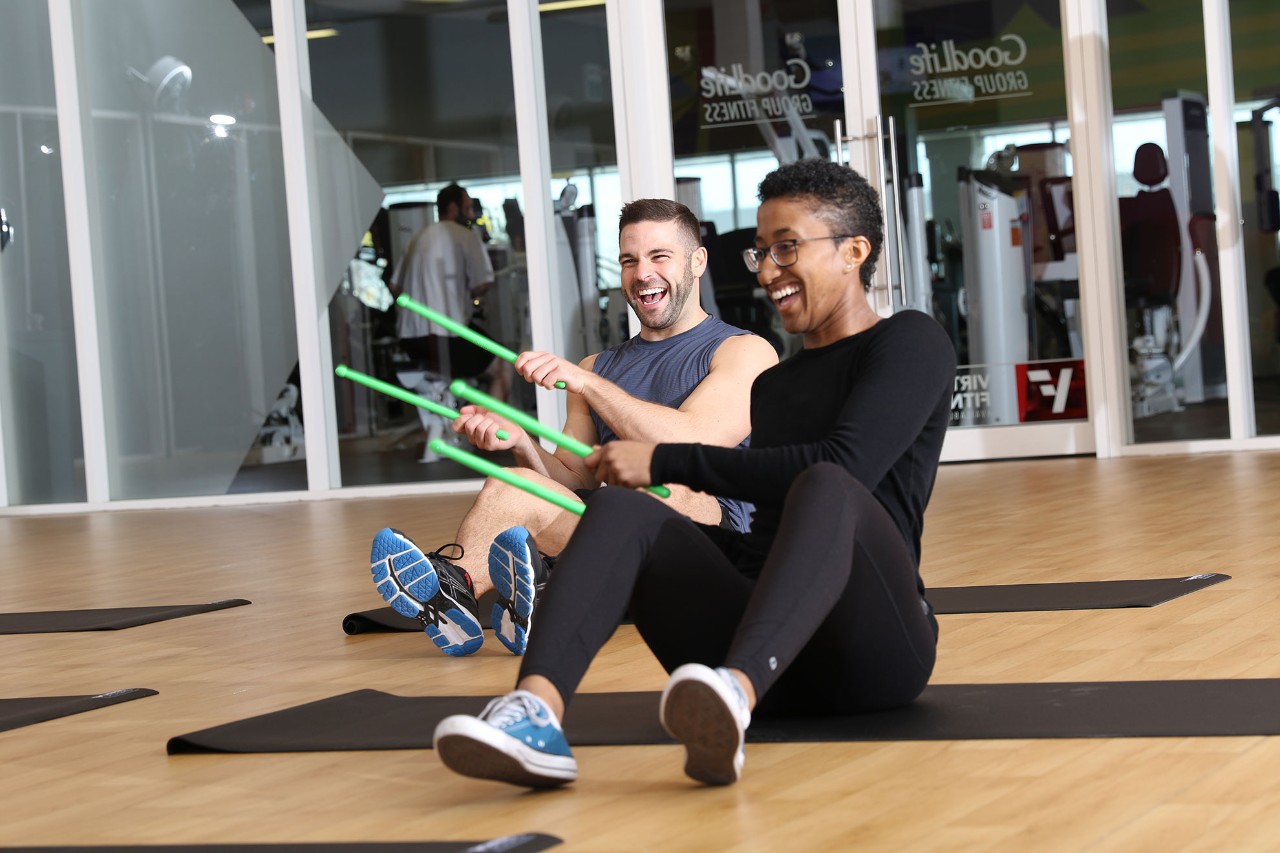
[0,0,86,504]
[541,3,625,364]
[664,0,845,358]
[1108,0,1229,443]
[1230,0,1280,436]
[301,0,530,486]
[877,2,1084,431]
[75,0,298,499]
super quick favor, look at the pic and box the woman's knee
[788,462,870,504]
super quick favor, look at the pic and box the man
[392,183,511,449]
[370,198,779,658]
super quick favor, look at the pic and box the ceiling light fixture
[261,27,339,45]
[539,0,605,12]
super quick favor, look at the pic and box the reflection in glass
[875,0,1084,428]
[665,0,846,360]
[0,0,86,504]
[542,5,623,366]
[302,0,533,486]
[1231,1,1280,436]
[79,0,299,498]
[1109,0,1229,443]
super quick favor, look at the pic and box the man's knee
[477,467,554,508]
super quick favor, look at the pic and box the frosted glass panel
[0,0,86,505]
[78,0,297,498]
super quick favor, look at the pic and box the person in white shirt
[391,183,511,402]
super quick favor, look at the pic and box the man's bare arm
[582,334,777,446]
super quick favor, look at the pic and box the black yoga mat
[0,836,562,853]
[929,573,1229,614]
[0,599,251,634]
[166,678,1280,753]
[344,575,1229,632]
[0,688,157,733]
[343,591,497,635]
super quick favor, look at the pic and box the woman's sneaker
[369,528,483,656]
[659,663,751,786]
[487,526,543,656]
[434,689,577,788]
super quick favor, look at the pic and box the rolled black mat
[0,688,157,733]
[343,592,497,635]
[0,600,251,634]
[928,573,1229,614]
[0,836,562,852]
[166,678,1280,753]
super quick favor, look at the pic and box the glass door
[851,0,1093,459]
[1229,0,1280,438]
[662,0,1093,459]
[663,0,849,360]
[0,0,86,504]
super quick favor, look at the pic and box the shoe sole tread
[488,527,537,656]
[371,529,482,656]
[661,680,742,786]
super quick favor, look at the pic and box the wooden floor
[3,451,1280,851]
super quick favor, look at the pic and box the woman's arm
[652,315,955,502]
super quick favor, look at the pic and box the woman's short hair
[757,159,884,291]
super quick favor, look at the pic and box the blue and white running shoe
[488,526,541,656]
[660,663,751,786]
[369,527,483,657]
[434,689,577,788]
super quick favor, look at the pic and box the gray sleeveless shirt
[590,315,754,533]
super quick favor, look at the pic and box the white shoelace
[479,690,547,729]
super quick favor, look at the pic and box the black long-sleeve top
[651,310,956,578]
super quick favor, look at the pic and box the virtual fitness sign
[908,34,1032,106]
[699,59,816,128]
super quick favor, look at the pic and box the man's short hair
[757,160,883,291]
[437,183,467,216]
[618,198,702,252]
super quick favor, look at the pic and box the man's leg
[370,469,582,658]
[453,468,581,596]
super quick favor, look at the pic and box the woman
[432,159,957,788]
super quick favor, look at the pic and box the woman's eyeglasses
[742,235,854,273]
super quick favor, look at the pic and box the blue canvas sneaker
[487,526,543,656]
[369,527,483,656]
[434,689,577,788]
[659,663,751,785]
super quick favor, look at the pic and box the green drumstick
[334,364,509,441]
[395,294,566,389]
[448,380,673,500]
[428,439,585,516]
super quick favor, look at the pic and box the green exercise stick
[448,380,673,500]
[428,439,585,517]
[334,364,509,441]
[395,294,566,389]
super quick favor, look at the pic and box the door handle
[0,207,13,253]
[885,115,909,309]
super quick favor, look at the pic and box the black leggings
[519,462,938,718]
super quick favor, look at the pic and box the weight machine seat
[1118,142,1181,307]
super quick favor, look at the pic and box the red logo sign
[1016,360,1087,421]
